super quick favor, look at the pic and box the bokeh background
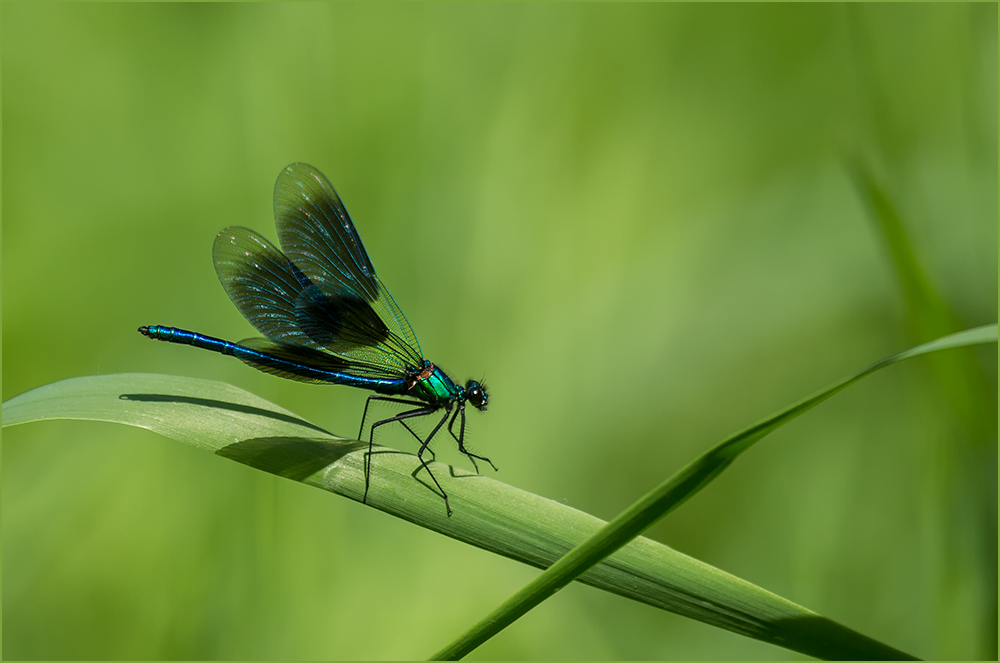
[3,4,996,660]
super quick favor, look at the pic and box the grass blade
[850,162,998,659]
[849,161,993,428]
[432,324,997,660]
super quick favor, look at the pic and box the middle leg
[413,405,456,515]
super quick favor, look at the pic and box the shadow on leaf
[119,392,331,435]
[216,436,367,481]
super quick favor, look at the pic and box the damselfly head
[465,380,488,411]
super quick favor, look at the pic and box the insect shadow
[364,446,484,505]
[119,393,331,436]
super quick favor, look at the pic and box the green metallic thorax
[411,365,460,405]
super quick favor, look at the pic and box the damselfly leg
[448,403,497,473]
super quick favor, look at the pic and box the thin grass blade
[849,162,998,659]
[432,324,996,660]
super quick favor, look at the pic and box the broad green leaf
[4,369,916,661]
[432,325,996,660]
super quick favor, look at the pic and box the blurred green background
[3,4,996,660]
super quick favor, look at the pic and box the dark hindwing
[293,278,388,350]
[212,226,417,381]
[232,338,351,383]
[213,226,314,347]
[272,163,424,367]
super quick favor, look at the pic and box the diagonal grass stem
[431,324,997,660]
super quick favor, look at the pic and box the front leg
[449,401,498,473]
[446,407,476,472]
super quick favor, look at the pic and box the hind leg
[364,405,437,505]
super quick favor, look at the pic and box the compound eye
[466,381,488,410]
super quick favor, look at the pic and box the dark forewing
[273,163,377,300]
[273,163,423,365]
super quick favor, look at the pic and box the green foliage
[3,326,994,660]
[4,3,995,659]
